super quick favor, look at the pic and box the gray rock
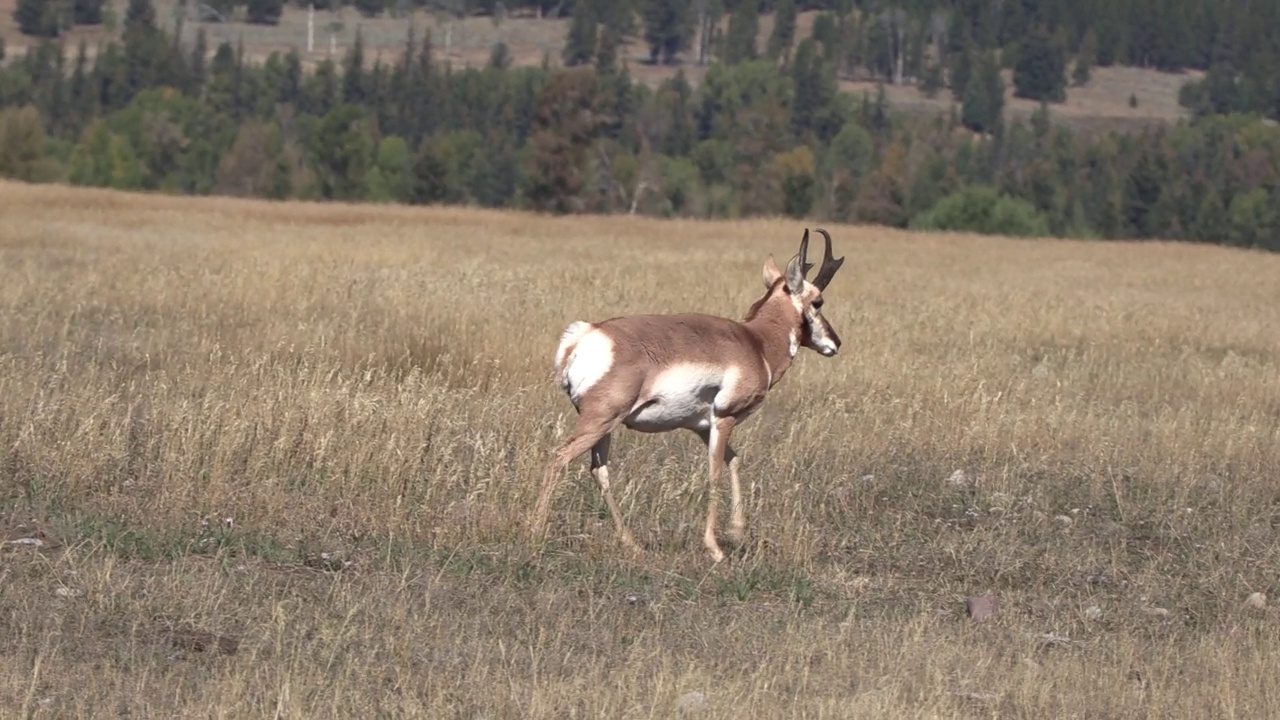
[966,595,1000,622]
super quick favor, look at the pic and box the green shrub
[911,185,1052,238]
[0,105,47,181]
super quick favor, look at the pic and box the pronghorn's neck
[742,279,804,388]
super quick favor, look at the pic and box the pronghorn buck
[530,228,846,562]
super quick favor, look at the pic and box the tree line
[0,0,1277,250]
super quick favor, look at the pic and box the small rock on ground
[966,595,1000,622]
[676,691,707,713]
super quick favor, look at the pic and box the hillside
[0,0,1198,130]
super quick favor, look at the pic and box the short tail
[553,321,593,390]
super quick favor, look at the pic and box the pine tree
[962,51,1004,134]
[121,0,172,102]
[563,1,597,67]
[342,29,366,105]
[790,38,839,142]
[1124,148,1164,237]
[0,106,49,181]
[124,0,155,31]
[246,0,284,25]
[596,25,619,76]
[643,0,694,65]
[961,71,991,133]
[73,0,106,25]
[721,0,758,65]
[920,58,943,98]
[812,12,838,60]
[949,29,974,102]
[774,145,815,218]
[354,0,385,18]
[68,39,93,132]
[692,0,722,66]
[282,47,303,107]
[1093,0,1124,67]
[1013,27,1067,103]
[597,0,636,38]
[767,0,797,63]
[14,0,62,37]
[982,50,1005,127]
[524,69,603,213]
[189,27,208,96]
[1073,28,1096,86]
[313,104,373,200]
[1152,0,1193,71]
[410,136,451,205]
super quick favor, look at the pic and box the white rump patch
[555,321,593,370]
[558,326,614,402]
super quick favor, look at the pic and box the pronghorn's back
[553,313,771,405]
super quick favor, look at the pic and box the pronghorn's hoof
[726,526,746,546]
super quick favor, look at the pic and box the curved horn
[795,228,814,277]
[810,229,845,290]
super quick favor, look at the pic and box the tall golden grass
[2,180,1279,717]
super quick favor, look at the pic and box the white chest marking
[561,329,614,401]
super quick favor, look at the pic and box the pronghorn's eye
[812,299,824,311]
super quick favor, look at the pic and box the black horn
[796,228,814,277]
[810,229,844,290]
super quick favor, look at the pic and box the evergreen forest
[1,0,1278,250]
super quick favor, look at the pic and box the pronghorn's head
[761,228,846,357]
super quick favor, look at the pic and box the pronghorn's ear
[784,253,805,294]
[762,254,784,288]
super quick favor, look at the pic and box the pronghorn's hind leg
[590,434,642,554]
[531,428,601,542]
[530,398,633,550]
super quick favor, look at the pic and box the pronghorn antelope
[530,228,846,562]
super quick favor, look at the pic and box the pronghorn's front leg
[703,415,737,562]
[725,451,745,545]
[692,428,746,546]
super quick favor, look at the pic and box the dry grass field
[2,179,1280,717]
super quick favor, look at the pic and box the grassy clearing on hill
[1,180,1279,717]
[0,2,1194,130]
